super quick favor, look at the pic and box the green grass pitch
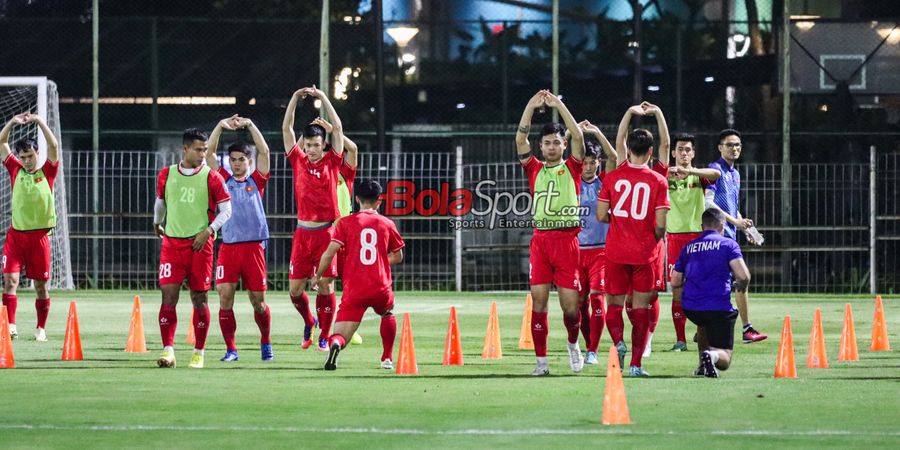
[0,291,898,449]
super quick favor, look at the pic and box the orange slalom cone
[601,346,631,425]
[774,315,797,378]
[806,308,828,369]
[443,306,464,366]
[518,294,534,350]
[0,306,15,368]
[62,301,83,361]
[870,295,891,351]
[395,313,418,375]
[482,301,502,359]
[125,295,148,353]
[838,303,859,361]
[185,309,196,345]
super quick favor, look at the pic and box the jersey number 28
[612,180,651,220]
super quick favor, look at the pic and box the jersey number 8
[612,180,651,220]
[359,228,377,265]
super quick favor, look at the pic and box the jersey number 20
[612,180,651,220]
[360,228,377,265]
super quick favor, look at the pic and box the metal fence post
[870,145,877,294]
[455,145,463,292]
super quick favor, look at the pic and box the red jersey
[156,164,231,224]
[332,210,405,298]
[288,145,342,222]
[599,162,670,265]
[5,155,59,191]
[217,167,270,197]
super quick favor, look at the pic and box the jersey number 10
[612,180,651,220]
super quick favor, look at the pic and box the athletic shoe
[531,360,550,377]
[188,351,204,369]
[380,359,394,370]
[642,332,654,358]
[567,343,584,373]
[157,348,176,368]
[301,318,319,349]
[260,343,274,362]
[34,327,47,342]
[742,327,768,343]
[628,365,650,377]
[584,351,599,365]
[669,341,688,352]
[692,365,705,377]
[219,350,239,362]
[615,341,628,371]
[317,338,328,352]
[8,324,17,340]
[700,351,718,378]
[323,342,341,370]
[351,332,363,345]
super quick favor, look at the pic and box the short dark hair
[718,128,741,143]
[14,138,38,154]
[303,123,326,140]
[673,132,696,147]
[583,137,601,160]
[627,129,654,156]
[227,141,251,156]
[539,123,566,139]
[182,128,209,145]
[355,179,382,202]
[702,208,726,229]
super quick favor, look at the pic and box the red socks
[193,305,210,350]
[255,305,272,345]
[588,292,605,352]
[2,293,17,324]
[380,315,397,361]
[159,304,177,347]
[329,333,347,349]
[531,311,549,357]
[578,300,591,349]
[563,310,581,344]
[649,294,660,333]
[606,304,625,345]
[625,302,635,324]
[630,307,650,368]
[219,309,237,351]
[35,298,50,328]
[316,293,336,340]
[290,292,316,328]
[672,301,687,343]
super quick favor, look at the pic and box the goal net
[0,77,74,289]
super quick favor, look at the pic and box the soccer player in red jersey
[516,90,586,376]
[153,128,232,368]
[1,112,59,342]
[205,115,274,362]
[316,179,405,371]
[598,105,670,377]
[282,86,345,351]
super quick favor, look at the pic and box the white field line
[1,424,899,437]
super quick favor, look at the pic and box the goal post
[0,77,75,290]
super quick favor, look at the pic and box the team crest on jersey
[337,179,344,186]
[557,169,565,175]
[34,177,44,183]
[245,186,254,193]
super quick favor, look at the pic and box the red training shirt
[332,210,405,298]
[599,161,670,265]
[287,144,342,222]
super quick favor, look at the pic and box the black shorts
[684,309,738,350]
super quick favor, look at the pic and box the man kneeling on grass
[670,208,751,377]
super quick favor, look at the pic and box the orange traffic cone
[774,315,797,378]
[601,346,631,425]
[185,309,196,345]
[0,306,15,368]
[395,313,418,375]
[838,303,859,361]
[518,294,534,350]
[870,295,891,351]
[443,306,464,366]
[62,301,83,361]
[125,295,148,353]
[806,308,828,369]
[482,301,502,359]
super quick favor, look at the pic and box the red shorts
[651,239,666,292]
[578,247,607,295]
[336,289,395,323]
[158,235,214,291]
[2,227,51,280]
[529,229,580,291]
[666,232,702,281]
[336,246,347,279]
[216,241,267,291]
[289,225,337,280]
[606,261,655,295]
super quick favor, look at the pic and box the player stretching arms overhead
[515,90,586,376]
[153,128,232,368]
[0,113,59,342]
[282,86,345,351]
[598,104,670,377]
[665,133,720,352]
[205,115,274,362]
[316,180,405,371]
